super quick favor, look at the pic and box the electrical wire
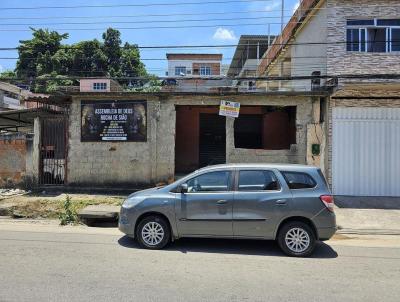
[0,0,272,11]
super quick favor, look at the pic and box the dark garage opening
[175,106,226,174]
[234,106,296,150]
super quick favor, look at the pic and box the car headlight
[122,197,146,209]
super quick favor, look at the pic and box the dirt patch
[332,234,352,240]
[0,193,125,219]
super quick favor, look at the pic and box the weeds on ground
[58,195,77,225]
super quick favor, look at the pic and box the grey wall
[64,94,315,187]
[67,95,175,187]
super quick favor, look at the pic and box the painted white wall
[291,0,328,91]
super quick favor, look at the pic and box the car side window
[238,170,280,191]
[282,171,316,189]
[186,171,231,193]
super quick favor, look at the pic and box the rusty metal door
[39,117,68,185]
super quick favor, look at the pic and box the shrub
[59,195,77,225]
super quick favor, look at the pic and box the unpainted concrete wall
[67,96,175,187]
[226,97,313,164]
[64,94,316,186]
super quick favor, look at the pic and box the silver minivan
[119,164,336,257]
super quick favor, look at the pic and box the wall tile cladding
[327,0,400,77]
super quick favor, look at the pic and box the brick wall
[192,63,221,76]
[0,134,27,187]
[167,54,222,61]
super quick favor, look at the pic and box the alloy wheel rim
[285,227,310,253]
[141,221,164,246]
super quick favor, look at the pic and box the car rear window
[281,171,316,189]
[238,170,280,191]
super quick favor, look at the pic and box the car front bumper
[118,207,134,236]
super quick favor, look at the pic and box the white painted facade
[290,0,328,91]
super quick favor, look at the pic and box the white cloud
[265,0,281,12]
[293,1,300,13]
[212,27,237,41]
[0,64,3,73]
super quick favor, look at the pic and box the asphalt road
[0,221,399,302]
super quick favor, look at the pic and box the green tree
[0,70,17,80]
[34,72,74,93]
[120,42,146,78]
[71,40,108,77]
[102,28,122,77]
[16,28,69,79]
[12,27,147,93]
[52,47,74,75]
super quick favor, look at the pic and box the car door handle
[216,200,228,205]
[275,199,287,205]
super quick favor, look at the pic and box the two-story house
[227,35,274,92]
[258,0,400,203]
[165,53,231,92]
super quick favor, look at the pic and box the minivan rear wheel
[136,215,170,250]
[277,222,316,257]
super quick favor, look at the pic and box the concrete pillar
[28,117,41,186]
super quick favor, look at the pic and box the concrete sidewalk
[336,208,400,235]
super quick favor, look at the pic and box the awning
[0,107,66,132]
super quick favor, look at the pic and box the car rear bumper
[318,226,337,241]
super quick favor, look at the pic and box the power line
[0,40,397,51]
[0,56,327,61]
[0,16,288,27]
[0,22,278,32]
[0,0,271,11]
[2,74,400,81]
[0,10,292,21]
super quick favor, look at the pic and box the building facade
[0,81,30,111]
[166,53,223,77]
[258,0,400,201]
[24,90,324,188]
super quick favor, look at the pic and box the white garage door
[332,107,400,196]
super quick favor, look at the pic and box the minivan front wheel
[277,222,316,257]
[136,215,170,249]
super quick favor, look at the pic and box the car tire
[136,215,171,250]
[277,221,316,257]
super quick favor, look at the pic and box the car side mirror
[180,183,188,193]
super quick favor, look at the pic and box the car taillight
[320,195,334,212]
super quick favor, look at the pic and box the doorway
[199,113,226,167]
[175,106,226,174]
[39,117,68,185]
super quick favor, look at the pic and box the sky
[0,0,300,76]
